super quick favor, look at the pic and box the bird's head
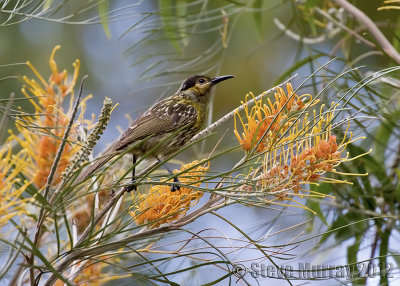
[177,75,234,103]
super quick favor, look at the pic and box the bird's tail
[75,152,116,184]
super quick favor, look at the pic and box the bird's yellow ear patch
[190,82,212,95]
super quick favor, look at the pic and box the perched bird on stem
[77,75,234,191]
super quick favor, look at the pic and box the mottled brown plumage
[77,75,234,188]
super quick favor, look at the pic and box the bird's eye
[198,78,206,84]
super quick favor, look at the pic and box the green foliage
[98,0,111,39]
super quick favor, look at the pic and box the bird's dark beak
[211,75,235,85]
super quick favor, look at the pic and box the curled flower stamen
[233,97,367,213]
[234,83,317,152]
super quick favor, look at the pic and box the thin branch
[315,7,375,48]
[273,17,339,44]
[43,75,88,200]
[334,0,400,64]
[330,22,398,56]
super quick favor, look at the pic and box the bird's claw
[170,177,181,192]
[124,179,137,193]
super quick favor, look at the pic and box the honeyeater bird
[77,74,234,191]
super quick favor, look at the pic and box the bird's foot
[124,155,138,193]
[170,177,181,192]
[124,179,137,193]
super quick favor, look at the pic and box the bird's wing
[113,98,198,151]
[76,98,197,182]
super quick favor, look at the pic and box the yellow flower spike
[0,144,31,228]
[131,160,209,228]
[9,45,94,189]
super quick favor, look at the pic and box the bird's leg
[125,154,137,192]
[157,156,181,192]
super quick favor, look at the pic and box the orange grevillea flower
[9,45,93,189]
[250,103,367,212]
[234,83,316,152]
[131,160,209,228]
[0,143,30,227]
